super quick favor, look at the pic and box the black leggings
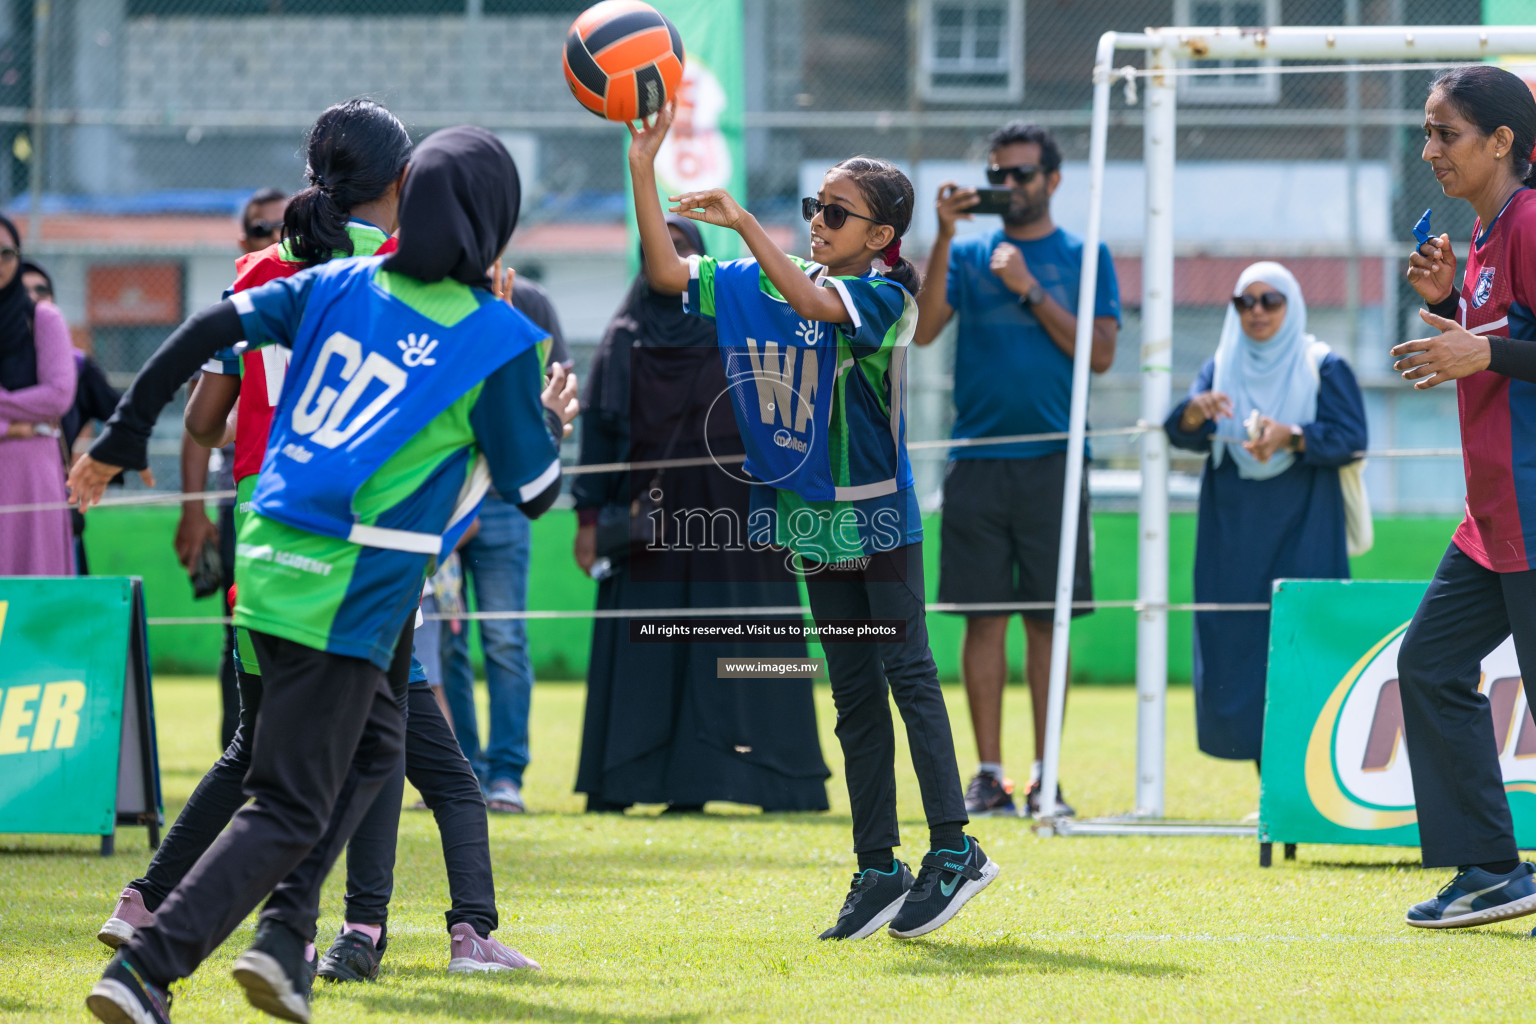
[340,683,498,940]
[130,618,413,910]
[802,543,967,854]
[127,631,405,986]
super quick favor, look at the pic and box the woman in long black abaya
[573,218,830,812]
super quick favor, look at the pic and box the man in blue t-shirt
[914,121,1120,819]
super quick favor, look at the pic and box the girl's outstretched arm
[628,103,689,296]
[670,189,850,325]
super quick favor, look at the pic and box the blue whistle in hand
[1413,208,1433,247]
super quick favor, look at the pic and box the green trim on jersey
[276,221,391,264]
[235,514,363,655]
[231,474,262,675]
[354,381,486,521]
[771,490,867,560]
[374,270,481,328]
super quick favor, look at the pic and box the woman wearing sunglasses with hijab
[1164,262,1367,774]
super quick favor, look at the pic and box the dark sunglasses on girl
[244,218,281,239]
[801,197,883,231]
[1232,291,1286,313]
[986,164,1040,186]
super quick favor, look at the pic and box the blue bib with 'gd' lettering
[714,260,840,501]
[250,257,544,551]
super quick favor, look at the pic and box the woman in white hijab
[1165,261,1368,766]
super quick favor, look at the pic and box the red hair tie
[882,239,902,265]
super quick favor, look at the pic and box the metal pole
[1344,0,1361,365]
[463,0,483,113]
[1135,43,1175,818]
[26,0,48,245]
[1036,29,1118,825]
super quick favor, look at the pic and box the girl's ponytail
[832,156,921,293]
[283,184,350,266]
[283,98,413,266]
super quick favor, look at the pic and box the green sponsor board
[1260,579,1536,849]
[625,0,748,264]
[0,577,161,849]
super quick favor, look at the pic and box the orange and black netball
[562,0,685,122]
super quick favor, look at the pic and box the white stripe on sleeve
[518,457,562,503]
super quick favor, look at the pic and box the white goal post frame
[1035,26,1536,832]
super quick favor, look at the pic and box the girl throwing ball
[628,101,997,941]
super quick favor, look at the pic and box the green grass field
[2,679,1531,1023]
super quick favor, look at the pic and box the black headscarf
[18,258,51,295]
[590,215,715,421]
[382,125,520,288]
[0,214,36,390]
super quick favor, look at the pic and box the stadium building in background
[0,0,1495,511]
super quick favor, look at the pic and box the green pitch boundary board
[0,576,162,856]
[1261,579,1536,865]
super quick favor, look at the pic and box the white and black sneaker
[818,861,915,940]
[888,836,1000,938]
[232,919,314,1023]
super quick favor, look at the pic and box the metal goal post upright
[1035,25,1536,837]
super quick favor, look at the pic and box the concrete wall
[122,15,572,114]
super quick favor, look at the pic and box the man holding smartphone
[914,121,1120,818]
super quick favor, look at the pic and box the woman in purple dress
[0,214,77,575]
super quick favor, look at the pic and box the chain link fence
[4,0,1491,510]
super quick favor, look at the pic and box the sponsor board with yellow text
[0,577,160,841]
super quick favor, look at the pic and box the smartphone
[968,188,1015,216]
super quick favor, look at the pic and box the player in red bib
[1388,65,1536,929]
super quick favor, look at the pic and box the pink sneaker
[447,922,540,972]
[98,887,154,949]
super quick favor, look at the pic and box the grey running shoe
[485,780,525,814]
[447,922,540,972]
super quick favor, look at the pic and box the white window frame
[1174,0,1282,105]
[917,0,1025,104]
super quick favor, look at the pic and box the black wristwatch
[1288,425,1304,452]
[1019,284,1047,309]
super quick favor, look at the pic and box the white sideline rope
[146,600,1273,628]
[0,423,1467,517]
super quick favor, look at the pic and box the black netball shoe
[818,861,915,940]
[888,836,1000,938]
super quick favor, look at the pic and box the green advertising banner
[625,0,748,263]
[1486,0,1536,26]
[0,577,161,849]
[1261,579,1536,850]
